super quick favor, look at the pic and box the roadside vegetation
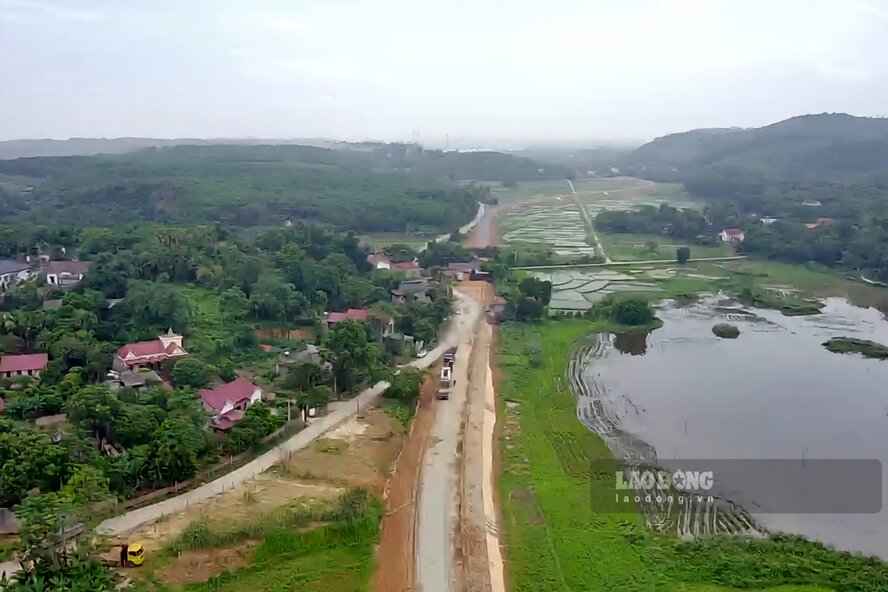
[497,320,888,592]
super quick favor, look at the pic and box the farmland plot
[500,203,595,257]
[534,269,662,312]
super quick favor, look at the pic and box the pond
[576,295,888,558]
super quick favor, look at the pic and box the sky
[1,0,888,144]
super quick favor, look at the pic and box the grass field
[597,232,734,261]
[497,320,888,591]
[486,180,572,203]
[358,233,432,250]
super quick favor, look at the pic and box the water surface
[579,296,888,558]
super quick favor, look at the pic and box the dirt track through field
[374,370,439,592]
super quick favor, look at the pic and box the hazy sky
[2,0,887,143]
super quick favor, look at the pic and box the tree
[324,320,378,394]
[64,386,122,446]
[676,246,691,264]
[223,404,282,454]
[383,368,423,403]
[170,357,213,389]
[612,299,656,326]
[146,418,206,485]
[644,240,659,254]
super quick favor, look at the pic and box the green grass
[597,232,734,261]
[488,180,573,203]
[358,233,432,250]
[497,320,888,591]
[570,178,650,192]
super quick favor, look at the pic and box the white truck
[436,365,455,400]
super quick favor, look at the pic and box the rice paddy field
[597,232,734,261]
[499,202,594,258]
[575,182,702,216]
[532,267,677,312]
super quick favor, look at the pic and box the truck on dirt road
[443,346,457,367]
[437,365,455,400]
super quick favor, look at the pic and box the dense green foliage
[0,144,566,232]
[822,337,888,359]
[712,323,740,338]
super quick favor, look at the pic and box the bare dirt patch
[374,371,439,592]
[121,476,339,553]
[282,408,403,495]
[155,543,256,586]
[467,205,502,249]
[459,279,494,305]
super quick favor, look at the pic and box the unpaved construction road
[415,281,504,592]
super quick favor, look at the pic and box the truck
[443,346,458,368]
[436,365,455,400]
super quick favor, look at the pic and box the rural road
[415,292,483,592]
[567,178,613,264]
[436,202,485,243]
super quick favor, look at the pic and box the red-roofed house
[46,260,92,287]
[719,228,745,243]
[367,254,391,270]
[200,378,264,431]
[391,261,421,278]
[113,330,188,372]
[324,308,370,327]
[0,353,49,379]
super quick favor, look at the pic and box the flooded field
[573,295,888,558]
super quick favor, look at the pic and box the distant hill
[0,137,336,159]
[625,113,888,181]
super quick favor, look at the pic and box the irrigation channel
[568,294,888,557]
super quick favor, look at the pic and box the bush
[712,323,740,339]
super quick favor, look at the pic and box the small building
[276,344,330,377]
[444,261,480,281]
[112,369,164,389]
[470,269,493,282]
[760,216,778,225]
[719,228,745,243]
[113,330,188,371]
[391,261,421,278]
[46,260,91,287]
[801,199,822,207]
[399,277,437,294]
[0,260,34,292]
[367,254,391,270]
[391,289,407,305]
[200,378,264,431]
[0,353,49,379]
[324,308,369,327]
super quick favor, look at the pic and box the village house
[390,289,407,305]
[200,378,264,431]
[719,228,745,243]
[113,330,188,371]
[366,253,391,270]
[442,261,480,281]
[46,260,91,287]
[760,216,778,224]
[324,308,369,328]
[801,199,822,207]
[805,218,836,230]
[391,260,421,278]
[0,353,49,379]
[0,260,34,292]
[275,344,331,378]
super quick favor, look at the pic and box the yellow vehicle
[99,542,145,567]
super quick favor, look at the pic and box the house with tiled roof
[112,330,188,372]
[200,378,264,431]
[46,260,91,287]
[0,260,34,292]
[0,353,49,379]
[391,260,421,278]
[719,228,745,243]
[324,308,370,327]
[367,253,392,270]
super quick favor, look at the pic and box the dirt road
[466,205,500,249]
[415,292,483,592]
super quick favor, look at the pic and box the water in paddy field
[576,295,888,558]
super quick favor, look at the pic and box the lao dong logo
[615,468,714,492]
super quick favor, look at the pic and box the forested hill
[626,113,888,181]
[0,144,565,231]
